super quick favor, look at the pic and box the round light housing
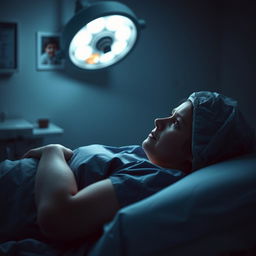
[62,1,144,70]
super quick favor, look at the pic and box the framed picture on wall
[37,31,65,70]
[0,22,18,74]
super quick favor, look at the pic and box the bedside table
[0,119,64,160]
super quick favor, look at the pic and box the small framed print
[0,22,18,74]
[37,31,64,70]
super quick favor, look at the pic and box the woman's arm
[24,144,120,241]
[33,145,77,209]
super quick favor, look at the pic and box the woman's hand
[23,144,73,160]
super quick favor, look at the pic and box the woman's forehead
[174,101,193,115]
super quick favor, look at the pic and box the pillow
[88,153,256,256]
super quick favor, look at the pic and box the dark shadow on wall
[0,73,16,81]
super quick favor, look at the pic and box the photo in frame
[37,32,64,70]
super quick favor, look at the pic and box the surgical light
[62,1,145,70]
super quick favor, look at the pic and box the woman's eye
[174,119,180,129]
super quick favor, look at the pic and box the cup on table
[38,118,49,128]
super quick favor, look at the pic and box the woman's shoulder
[69,145,148,181]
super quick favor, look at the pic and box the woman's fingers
[22,147,43,159]
[22,144,73,160]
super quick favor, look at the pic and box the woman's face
[142,100,193,171]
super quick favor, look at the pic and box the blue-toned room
[0,0,256,255]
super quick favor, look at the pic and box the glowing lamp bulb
[112,41,127,54]
[86,17,105,34]
[115,26,132,41]
[72,29,92,47]
[100,52,115,63]
[74,46,92,60]
[86,53,100,64]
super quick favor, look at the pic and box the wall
[0,0,219,149]
[219,1,256,130]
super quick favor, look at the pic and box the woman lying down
[0,91,254,245]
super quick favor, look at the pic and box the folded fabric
[188,91,255,170]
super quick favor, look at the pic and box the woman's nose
[154,117,169,130]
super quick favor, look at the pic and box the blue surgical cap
[188,91,255,170]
